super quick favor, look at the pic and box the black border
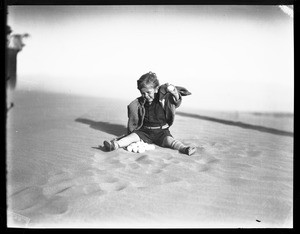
[1,0,297,232]
[4,0,297,6]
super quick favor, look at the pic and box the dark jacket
[127,83,191,133]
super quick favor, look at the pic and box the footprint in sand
[103,158,126,169]
[91,172,129,192]
[135,155,154,165]
[134,155,170,174]
[44,169,106,198]
[201,154,220,165]
[100,181,129,192]
[43,178,75,197]
[196,146,206,153]
[50,182,105,197]
[147,168,163,174]
[162,154,173,161]
[8,186,46,211]
[41,196,69,215]
[159,162,169,169]
[114,183,128,191]
[83,183,105,195]
[9,188,69,216]
[194,163,210,172]
[209,141,227,150]
[128,162,140,170]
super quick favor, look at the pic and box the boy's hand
[167,84,175,92]
[167,84,180,100]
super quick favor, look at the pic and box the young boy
[103,72,196,156]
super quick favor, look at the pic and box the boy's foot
[184,146,196,156]
[103,140,119,152]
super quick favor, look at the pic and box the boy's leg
[103,133,140,151]
[117,133,140,147]
[162,136,196,156]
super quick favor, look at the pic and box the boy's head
[137,72,160,104]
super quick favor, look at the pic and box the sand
[6,89,293,228]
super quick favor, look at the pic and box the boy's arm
[127,99,142,133]
[159,83,191,108]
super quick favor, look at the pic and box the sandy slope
[6,89,293,228]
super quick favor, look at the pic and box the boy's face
[140,85,159,104]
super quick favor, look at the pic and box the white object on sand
[127,145,133,152]
[146,144,155,150]
[132,145,138,153]
[126,141,155,153]
[138,147,145,153]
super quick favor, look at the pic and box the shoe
[185,146,196,156]
[103,140,118,152]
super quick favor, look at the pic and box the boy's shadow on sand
[75,118,127,151]
[75,118,127,136]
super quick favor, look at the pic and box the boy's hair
[137,72,160,90]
